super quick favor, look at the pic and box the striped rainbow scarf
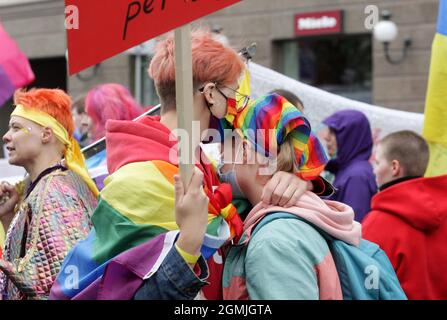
[229,93,328,180]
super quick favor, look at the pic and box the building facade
[200,0,438,113]
[0,0,438,154]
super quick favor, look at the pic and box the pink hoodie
[244,191,362,246]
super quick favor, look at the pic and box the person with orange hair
[0,88,99,300]
[52,30,312,300]
[85,83,143,142]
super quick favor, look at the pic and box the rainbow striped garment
[228,93,328,180]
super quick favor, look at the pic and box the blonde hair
[276,136,300,174]
[253,136,299,184]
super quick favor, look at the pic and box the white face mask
[216,142,246,199]
[217,164,246,199]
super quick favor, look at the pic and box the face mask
[216,142,246,199]
[222,94,238,124]
[215,86,238,121]
[217,163,246,199]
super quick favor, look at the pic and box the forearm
[133,246,209,300]
[176,232,203,267]
[175,216,206,267]
[0,211,14,233]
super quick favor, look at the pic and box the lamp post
[373,10,412,65]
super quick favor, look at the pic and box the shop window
[30,57,67,90]
[275,34,372,103]
[130,55,159,109]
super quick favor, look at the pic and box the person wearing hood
[222,94,361,300]
[321,109,377,222]
[362,131,447,300]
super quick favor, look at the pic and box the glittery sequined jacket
[0,169,97,300]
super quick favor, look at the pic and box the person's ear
[391,159,402,177]
[41,127,53,144]
[202,82,216,107]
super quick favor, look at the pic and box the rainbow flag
[52,230,183,299]
[85,149,108,190]
[0,22,34,106]
[50,116,242,299]
[423,0,447,177]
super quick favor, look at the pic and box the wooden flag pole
[175,24,195,186]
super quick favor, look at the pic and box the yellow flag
[422,1,447,177]
[237,67,251,100]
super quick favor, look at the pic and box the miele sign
[295,10,343,36]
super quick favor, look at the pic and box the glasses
[199,83,251,110]
[217,85,250,110]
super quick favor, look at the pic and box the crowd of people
[0,29,446,300]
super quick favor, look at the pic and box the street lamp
[373,10,412,65]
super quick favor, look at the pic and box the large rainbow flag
[50,116,242,299]
[0,22,34,106]
[423,0,447,177]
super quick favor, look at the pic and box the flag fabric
[50,116,242,299]
[85,149,108,190]
[422,0,447,177]
[224,65,328,180]
[50,230,179,300]
[0,22,34,106]
[237,67,251,102]
[225,67,253,126]
[230,93,329,180]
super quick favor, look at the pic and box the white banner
[249,62,424,139]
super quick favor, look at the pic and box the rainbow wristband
[175,243,201,265]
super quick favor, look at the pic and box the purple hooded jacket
[322,110,377,222]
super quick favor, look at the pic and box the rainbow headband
[12,104,99,197]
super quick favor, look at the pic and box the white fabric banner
[249,62,424,139]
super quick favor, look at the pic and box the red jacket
[362,175,447,300]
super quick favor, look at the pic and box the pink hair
[149,30,245,105]
[85,83,143,140]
